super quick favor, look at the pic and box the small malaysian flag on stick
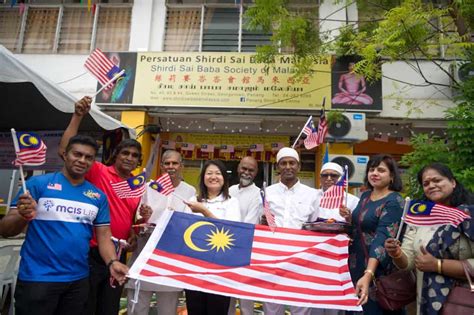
[11,128,48,199]
[316,108,329,146]
[112,171,146,199]
[260,183,276,232]
[320,168,347,209]
[149,173,175,196]
[84,48,124,90]
[302,118,319,150]
[11,130,47,166]
[405,200,471,227]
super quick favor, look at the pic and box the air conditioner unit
[326,113,368,142]
[329,154,369,185]
[450,61,474,85]
[450,61,474,97]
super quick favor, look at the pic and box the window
[0,8,22,51]
[164,0,280,52]
[164,8,201,51]
[23,7,59,53]
[95,6,132,51]
[202,7,239,52]
[0,1,132,54]
[58,7,93,54]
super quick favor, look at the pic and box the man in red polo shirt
[59,96,151,315]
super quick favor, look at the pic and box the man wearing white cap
[317,162,359,222]
[311,162,359,315]
[263,147,320,315]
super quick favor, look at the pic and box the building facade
[0,0,455,188]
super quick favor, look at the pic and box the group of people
[0,95,473,315]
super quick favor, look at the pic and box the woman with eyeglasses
[183,160,241,315]
[339,154,404,314]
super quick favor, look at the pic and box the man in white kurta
[311,162,359,315]
[263,147,320,315]
[228,156,262,315]
[126,150,196,315]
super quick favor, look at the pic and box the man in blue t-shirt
[0,135,129,315]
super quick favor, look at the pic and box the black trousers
[15,277,89,315]
[185,289,230,315]
[82,247,126,315]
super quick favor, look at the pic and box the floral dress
[349,190,404,315]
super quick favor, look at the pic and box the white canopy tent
[0,45,135,137]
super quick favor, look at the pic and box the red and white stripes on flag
[150,173,175,196]
[84,48,121,90]
[316,110,329,145]
[319,170,347,209]
[405,201,471,227]
[111,172,146,199]
[302,117,319,150]
[13,131,47,166]
[128,211,361,311]
[260,190,276,231]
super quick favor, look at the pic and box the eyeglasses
[320,174,340,179]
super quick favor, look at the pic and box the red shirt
[86,161,140,247]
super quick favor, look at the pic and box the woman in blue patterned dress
[340,154,404,314]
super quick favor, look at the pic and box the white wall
[13,0,456,120]
[381,60,455,119]
[128,0,166,52]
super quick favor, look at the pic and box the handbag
[440,260,474,315]
[373,269,416,311]
[357,196,416,311]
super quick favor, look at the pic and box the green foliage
[245,0,472,82]
[401,48,474,195]
[326,111,345,124]
[399,134,450,198]
[245,0,323,78]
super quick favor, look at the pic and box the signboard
[95,52,332,110]
[331,56,382,112]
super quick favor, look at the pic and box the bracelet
[437,259,443,274]
[107,259,119,269]
[364,269,375,280]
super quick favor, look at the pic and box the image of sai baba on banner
[128,211,362,311]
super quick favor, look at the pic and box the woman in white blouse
[183,160,241,315]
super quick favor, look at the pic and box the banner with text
[95,52,332,110]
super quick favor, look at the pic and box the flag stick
[395,197,411,240]
[5,169,17,214]
[11,128,27,194]
[344,165,349,207]
[291,116,312,149]
[91,69,126,98]
[144,134,161,181]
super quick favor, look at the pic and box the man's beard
[239,176,253,187]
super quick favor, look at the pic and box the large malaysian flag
[128,211,362,312]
